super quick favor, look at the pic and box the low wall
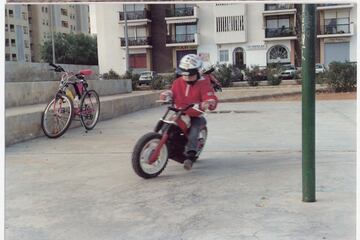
[5,62,99,82]
[5,79,132,108]
[5,92,160,146]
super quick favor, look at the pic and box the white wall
[95,4,125,75]
[349,4,357,62]
[197,4,218,65]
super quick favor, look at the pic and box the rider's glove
[201,99,216,111]
[159,90,173,101]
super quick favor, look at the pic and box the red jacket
[171,75,218,117]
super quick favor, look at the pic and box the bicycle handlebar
[49,63,65,72]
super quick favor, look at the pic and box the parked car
[280,64,297,79]
[315,64,326,74]
[138,71,157,85]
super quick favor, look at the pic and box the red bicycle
[41,63,100,138]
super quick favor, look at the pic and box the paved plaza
[5,100,356,240]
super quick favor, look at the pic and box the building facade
[5,4,90,62]
[95,3,357,75]
[5,5,32,62]
[316,3,357,65]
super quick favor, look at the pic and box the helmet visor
[179,67,198,76]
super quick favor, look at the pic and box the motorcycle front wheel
[132,132,169,179]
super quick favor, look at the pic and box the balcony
[265,27,297,40]
[318,23,354,38]
[165,7,198,24]
[119,10,151,26]
[166,33,199,47]
[120,36,152,48]
[317,4,354,10]
[263,4,296,16]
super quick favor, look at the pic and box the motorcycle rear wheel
[132,132,169,179]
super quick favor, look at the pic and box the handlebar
[168,104,195,113]
[49,63,65,72]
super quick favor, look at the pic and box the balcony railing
[319,24,350,35]
[265,27,296,38]
[119,10,150,21]
[166,34,196,44]
[318,4,351,7]
[165,7,194,17]
[120,37,151,47]
[264,4,294,11]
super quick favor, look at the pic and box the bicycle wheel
[79,90,100,130]
[41,93,74,138]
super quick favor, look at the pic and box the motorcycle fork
[149,112,181,164]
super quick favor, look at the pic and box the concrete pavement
[5,99,356,240]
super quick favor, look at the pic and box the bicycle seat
[79,69,93,76]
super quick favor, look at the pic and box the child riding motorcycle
[160,54,218,170]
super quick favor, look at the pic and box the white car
[280,64,297,79]
[139,71,156,85]
[315,64,326,74]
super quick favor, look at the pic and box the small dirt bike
[41,63,100,138]
[132,102,208,179]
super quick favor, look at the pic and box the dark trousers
[185,116,207,153]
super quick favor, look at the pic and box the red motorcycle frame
[132,103,207,179]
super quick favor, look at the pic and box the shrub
[266,68,282,85]
[120,69,140,90]
[326,61,356,92]
[213,64,243,87]
[245,66,263,86]
[151,75,166,90]
[315,71,327,84]
[102,69,121,80]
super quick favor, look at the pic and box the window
[5,24,8,32]
[5,9,7,17]
[5,54,10,61]
[11,39,16,47]
[267,45,289,63]
[45,7,48,13]
[175,24,197,42]
[216,16,244,32]
[42,6,44,12]
[10,25,15,32]
[23,26,28,34]
[129,54,146,68]
[324,10,350,34]
[61,8,68,16]
[25,54,30,62]
[61,21,69,28]
[22,12,27,20]
[219,50,229,62]
[12,53,17,61]
[9,9,14,17]
[24,40,29,48]
[266,16,290,29]
[5,39,9,47]
[42,19,46,25]
[124,4,145,12]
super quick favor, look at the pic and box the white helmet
[179,54,203,76]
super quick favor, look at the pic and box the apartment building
[5,4,90,62]
[5,5,32,62]
[28,4,90,62]
[95,3,357,75]
[316,3,357,65]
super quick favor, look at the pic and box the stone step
[5,79,132,108]
[5,91,160,146]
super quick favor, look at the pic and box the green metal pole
[302,4,316,202]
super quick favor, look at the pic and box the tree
[41,33,98,65]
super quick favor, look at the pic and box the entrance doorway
[176,50,197,66]
[233,47,245,68]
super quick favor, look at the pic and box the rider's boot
[184,150,197,170]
